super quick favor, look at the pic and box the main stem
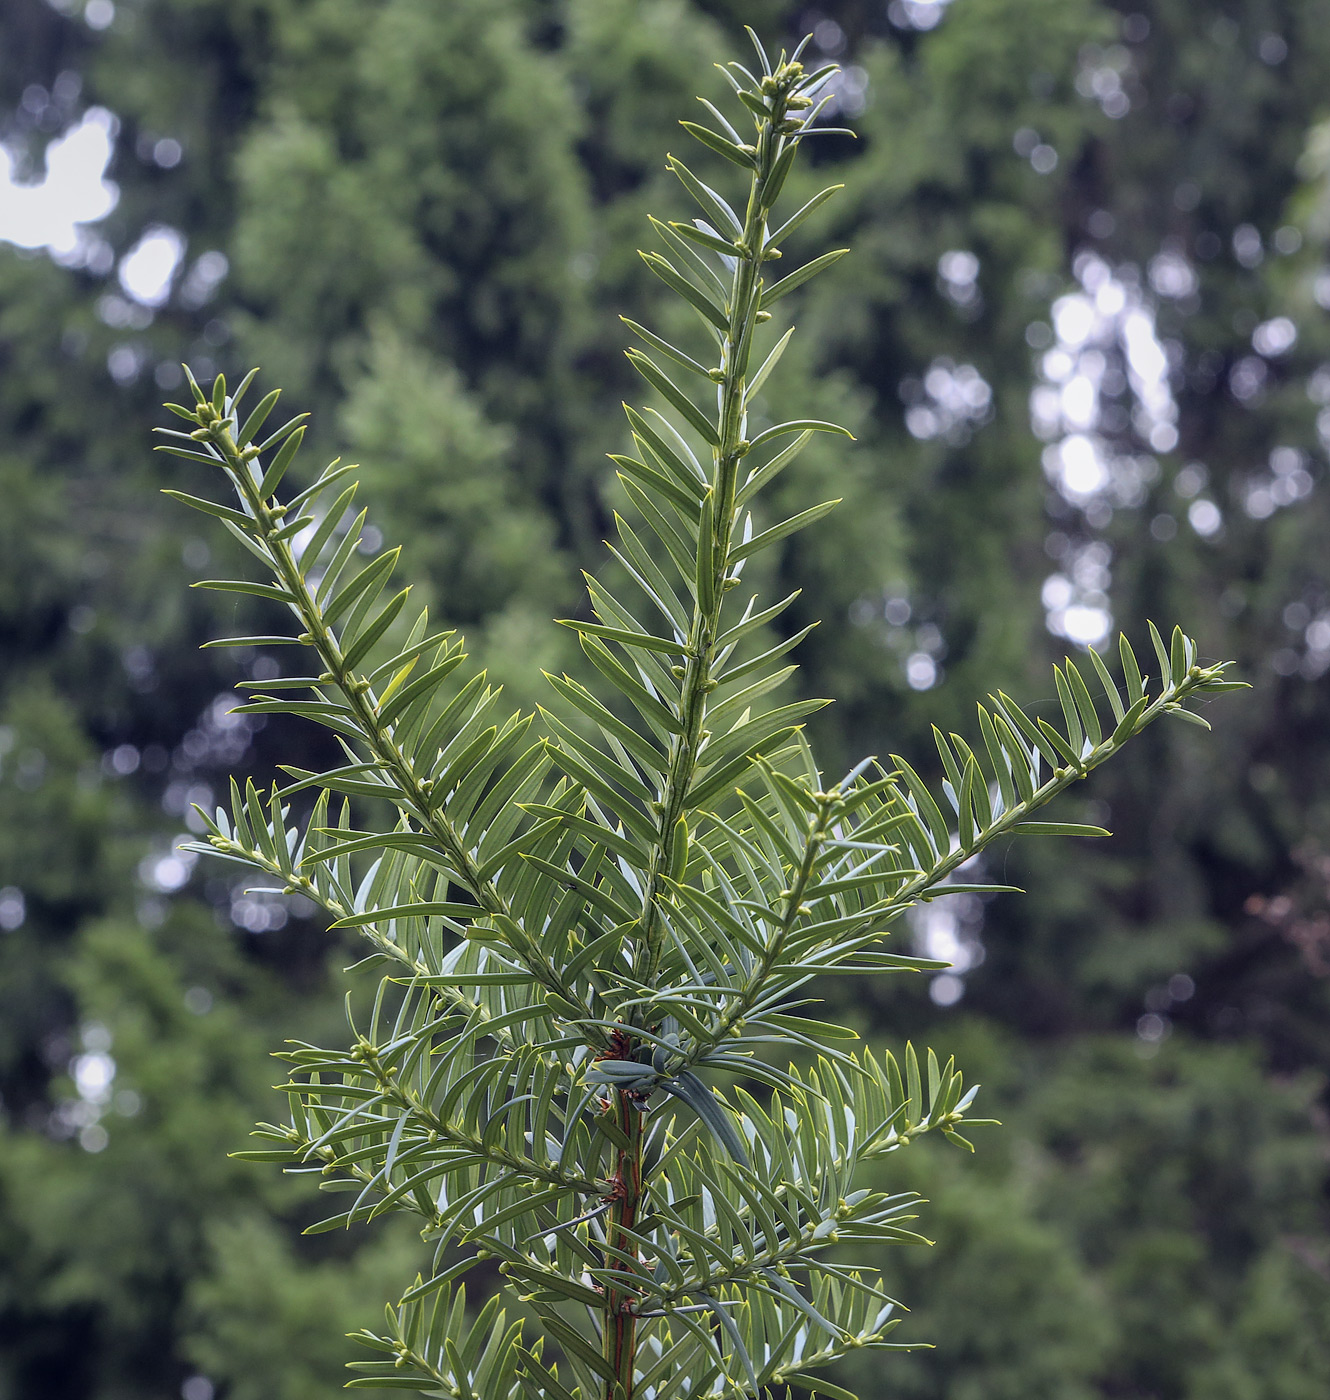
[603,64,806,1400]
[603,1092,643,1400]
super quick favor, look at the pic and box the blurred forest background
[2,1,1329,1397]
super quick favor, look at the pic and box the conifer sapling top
[155,30,1240,1400]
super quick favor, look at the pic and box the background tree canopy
[1,2,1327,1398]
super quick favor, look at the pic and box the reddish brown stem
[602,1089,642,1400]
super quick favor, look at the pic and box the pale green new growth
[156,31,1240,1400]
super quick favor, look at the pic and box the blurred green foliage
[0,1,1327,1397]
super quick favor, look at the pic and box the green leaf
[1086,644,1126,723]
[700,1292,759,1395]
[639,251,729,331]
[784,1372,861,1400]
[1034,717,1080,768]
[201,634,303,649]
[892,757,950,855]
[270,513,316,543]
[745,326,796,405]
[1110,694,1150,745]
[301,1210,353,1236]
[715,622,815,688]
[578,633,683,736]
[255,411,310,455]
[668,220,741,257]
[521,854,637,924]
[1148,619,1172,685]
[611,455,701,517]
[661,1071,749,1165]
[620,317,712,380]
[1120,632,1145,703]
[768,183,845,246]
[625,349,720,445]
[286,460,356,513]
[314,506,370,604]
[341,587,412,674]
[717,589,802,648]
[296,483,359,573]
[687,720,808,807]
[740,434,816,514]
[220,516,276,566]
[665,154,743,236]
[192,578,290,603]
[976,705,1016,811]
[695,489,717,616]
[624,405,708,492]
[1164,705,1212,730]
[258,423,306,498]
[377,653,467,728]
[161,489,254,528]
[746,418,853,452]
[932,727,963,804]
[323,548,400,626]
[957,757,980,848]
[154,443,221,465]
[1063,661,1103,747]
[993,711,1036,802]
[1170,624,1191,684]
[650,215,731,295]
[759,248,849,308]
[542,739,657,845]
[679,119,757,168]
[1010,822,1112,837]
[1053,665,1084,756]
[695,95,745,146]
[236,387,281,447]
[543,676,666,777]
[181,364,206,404]
[728,499,840,563]
[555,619,688,657]
[331,902,479,930]
[230,367,260,410]
[905,1041,922,1123]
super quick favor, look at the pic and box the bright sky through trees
[0,106,117,254]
